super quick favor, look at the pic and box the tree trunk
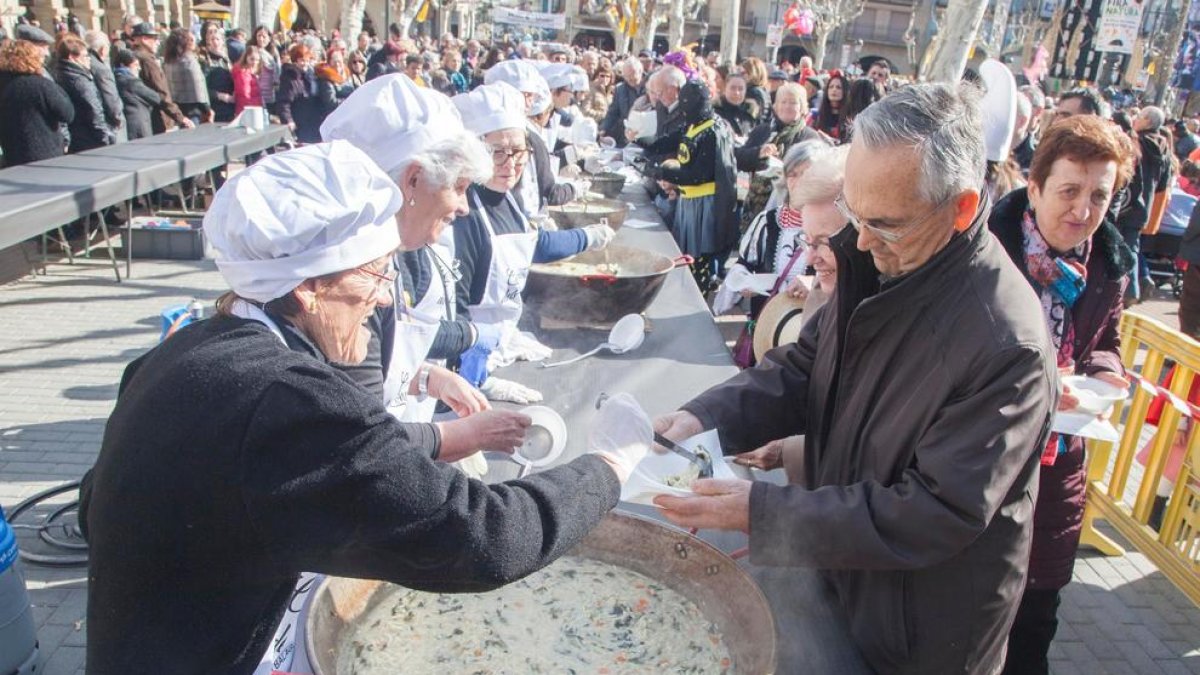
[718,0,740,63]
[912,0,937,79]
[924,0,988,83]
[632,0,662,54]
[340,0,367,39]
[811,26,829,69]
[398,0,416,36]
[667,0,687,50]
[1154,0,1191,107]
[436,0,453,36]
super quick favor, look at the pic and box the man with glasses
[654,83,1056,674]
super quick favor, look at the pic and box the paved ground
[1,243,1199,674]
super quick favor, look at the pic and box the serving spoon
[594,393,714,479]
[541,314,646,368]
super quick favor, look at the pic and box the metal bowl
[305,511,777,674]
[546,197,629,230]
[586,172,627,199]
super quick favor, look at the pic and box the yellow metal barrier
[1080,312,1200,607]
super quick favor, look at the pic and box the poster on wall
[1093,0,1145,55]
[492,7,566,30]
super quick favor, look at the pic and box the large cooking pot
[305,511,776,674]
[586,171,627,199]
[522,243,691,325]
[546,197,630,230]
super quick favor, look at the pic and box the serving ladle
[540,314,646,368]
[593,393,714,479]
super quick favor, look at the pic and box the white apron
[468,190,537,367]
[385,245,457,423]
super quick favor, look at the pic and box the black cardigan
[79,315,619,673]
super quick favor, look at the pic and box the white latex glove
[452,451,490,479]
[587,392,652,483]
[584,224,617,251]
[480,377,544,404]
[509,330,553,361]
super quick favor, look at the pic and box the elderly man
[631,65,686,163]
[1011,91,1036,171]
[84,30,125,143]
[655,83,1056,674]
[128,22,191,132]
[599,57,644,146]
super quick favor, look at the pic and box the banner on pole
[766,24,784,48]
[493,6,566,30]
[1094,0,1145,55]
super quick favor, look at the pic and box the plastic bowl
[1062,375,1128,415]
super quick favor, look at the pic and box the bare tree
[667,0,704,51]
[923,0,988,82]
[805,0,867,69]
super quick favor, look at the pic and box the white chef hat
[541,64,587,92]
[204,141,403,303]
[486,59,552,116]
[485,59,544,94]
[979,59,1017,163]
[319,74,463,178]
[452,82,528,137]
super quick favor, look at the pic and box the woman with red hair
[276,42,321,142]
[0,40,74,166]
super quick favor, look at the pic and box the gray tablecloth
[0,124,290,250]
[479,184,871,674]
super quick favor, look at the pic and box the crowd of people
[6,11,1200,675]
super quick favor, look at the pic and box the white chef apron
[467,189,537,366]
[384,245,457,423]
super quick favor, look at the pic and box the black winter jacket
[89,52,124,137]
[115,67,160,141]
[0,70,73,166]
[79,314,619,673]
[55,60,111,153]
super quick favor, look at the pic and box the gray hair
[852,82,986,205]
[621,58,643,81]
[772,139,831,205]
[84,30,109,53]
[1018,84,1045,110]
[1015,92,1032,122]
[791,145,850,207]
[1141,106,1165,132]
[659,65,686,89]
[397,129,493,190]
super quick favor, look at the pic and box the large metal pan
[546,197,630,230]
[586,171,628,199]
[305,511,776,674]
[522,243,692,325]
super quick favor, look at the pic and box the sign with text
[1094,0,1146,55]
[493,6,567,30]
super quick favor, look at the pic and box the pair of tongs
[594,393,713,479]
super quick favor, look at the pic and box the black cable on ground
[7,480,87,567]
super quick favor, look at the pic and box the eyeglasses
[801,235,832,252]
[354,264,397,300]
[489,146,529,166]
[834,193,954,244]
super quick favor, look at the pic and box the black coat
[275,63,321,143]
[115,67,160,141]
[0,70,73,166]
[55,60,111,153]
[713,99,757,138]
[89,52,124,136]
[79,314,619,673]
[201,51,235,122]
[683,212,1056,673]
[598,80,642,146]
[989,188,1131,591]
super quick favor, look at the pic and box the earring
[307,301,317,313]
[408,197,416,207]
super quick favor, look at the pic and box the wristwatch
[417,365,431,398]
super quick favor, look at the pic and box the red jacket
[231,64,261,116]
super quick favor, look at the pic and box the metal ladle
[541,314,646,368]
[594,393,713,479]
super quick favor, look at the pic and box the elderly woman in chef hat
[485,59,587,217]
[320,74,510,475]
[78,141,652,672]
[451,82,616,403]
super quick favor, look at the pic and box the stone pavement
[0,249,1198,674]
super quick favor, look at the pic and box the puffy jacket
[55,59,111,153]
